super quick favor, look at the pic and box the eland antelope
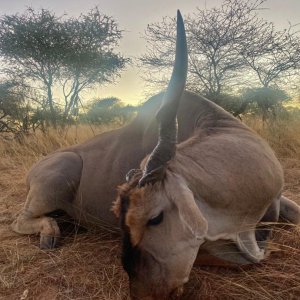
[11,10,300,300]
[113,10,300,300]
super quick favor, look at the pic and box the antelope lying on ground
[113,11,300,300]
[11,10,300,300]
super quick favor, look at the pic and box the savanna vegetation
[0,0,299,137]
[1,0,300,299]
[141,0,300,117]
[1,116,300,299]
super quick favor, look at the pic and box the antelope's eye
[147,211,164,226]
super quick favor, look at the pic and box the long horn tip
[177,10,183,22]
[176,10,186,43]
[177,9,182,19]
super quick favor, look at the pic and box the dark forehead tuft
[117,172,142,212]
[112,171,142,219]
[118,172,142,196]
[119,194,129,229]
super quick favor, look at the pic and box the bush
[83,97,137,125]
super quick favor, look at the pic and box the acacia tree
[60,9,128,123]
[241,87,289,121]
[235,24,300,116]
[0,7,128,127]
[141,0,267,102]
[241,24,300,88]
[84,97,136,125]
[0,9,64,126]
[140,0,299,109]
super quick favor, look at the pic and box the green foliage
[84,97,136,125]
[140,0,300,114]
[213,93,244,115]
[242,87,290,120]
[62,9,127,82]
[0,7,128,127]
[0,80,28,132]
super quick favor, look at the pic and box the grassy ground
[1,118,300,300]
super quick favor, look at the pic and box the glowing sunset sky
[1,0,299,104]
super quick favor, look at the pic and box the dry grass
[1,118,300,300]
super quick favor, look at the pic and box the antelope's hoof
[40,235,58,249]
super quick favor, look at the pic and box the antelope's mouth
[169,285,184,299]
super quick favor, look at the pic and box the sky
[0,0,300,104]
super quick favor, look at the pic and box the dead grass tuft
[1,118,300,299]
[245,113,300,159]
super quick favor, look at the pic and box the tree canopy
[0,7,128,127]
[140,0,300,114]
[0,2,299,134]
[84,97,136,125]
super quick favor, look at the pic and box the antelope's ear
[126,169,143,182]
[166,173,208,239]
